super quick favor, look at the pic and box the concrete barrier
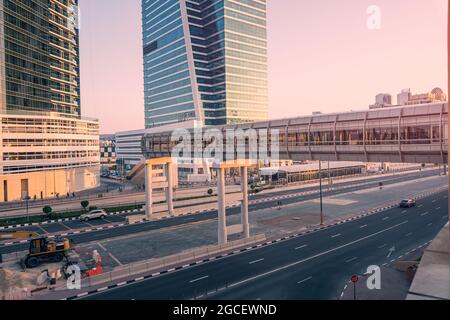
[126,215,146,224]
[85,234,266,288]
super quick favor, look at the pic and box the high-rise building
[0,0,100,202]
[142,0,268,128]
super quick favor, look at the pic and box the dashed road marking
[249,258,265,265]
[294,245,308,250]
[297,276,313,285]
[189,276,209,283]
[345,257,358,263]
[331,234,341,238]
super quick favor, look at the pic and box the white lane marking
[432,200,437,203]
[189,276,209,283]
[224,221,409,290]
[359,225,368,229]
[249,258,265,265]
[294,245,308,250]
[427,223,433,227]
[435,207,441,211]
[420,212,429,217]
[345,257,358,263]
[382,217,389,221]
[297,276,313,285]
[331,234,342,238]
[406,232,413,237]
[417,205,423,208]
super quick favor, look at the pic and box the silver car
[80,209,107,222]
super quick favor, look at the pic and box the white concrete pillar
[165,163,174,215]
[145,163,153,220]
[241,166,250,239]
[217,167,227,245]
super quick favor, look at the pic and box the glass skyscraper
[0,0,100,203]
[142,0,268,128]
[0,0,81,116]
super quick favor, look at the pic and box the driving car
[80,209,107,222]
[399,199,416,208]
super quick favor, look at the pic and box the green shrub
[81,200,90,211]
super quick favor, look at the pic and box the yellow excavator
[0,231,73,268]
[0,231,40,240]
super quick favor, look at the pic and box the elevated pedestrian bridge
[142,103,448,164]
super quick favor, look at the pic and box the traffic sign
[351,275,359,283]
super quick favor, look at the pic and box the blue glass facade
[142,0,268,128]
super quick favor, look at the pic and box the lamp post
[24,196,31,222]
[319,161,324,225]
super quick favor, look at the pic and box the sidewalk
[407,224,450,300]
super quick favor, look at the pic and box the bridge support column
[217,167,227,245]
[145,158,177,221]
[241,166,250,239]
[144,162,153,220]
[165,162,175,216]
[214,160,251,245]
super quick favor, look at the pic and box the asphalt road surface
[81,190,448,300]
[0,170,443,256]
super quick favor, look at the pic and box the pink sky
[78,0,448,134]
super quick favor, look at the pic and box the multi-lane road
[81,190,448,300]
[0,170,443,256]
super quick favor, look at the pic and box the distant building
[370,94,393,109]
[397,89,412,106]
[100,135,116,166]
[406,87,447,106]
[259,162,367,184]
[115,129,146,171]
[371,88,447,110]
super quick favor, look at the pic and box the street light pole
[319,161,324,225]
[24,196,30,222]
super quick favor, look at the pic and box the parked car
[399,199,416,208]
[80,209,107,221]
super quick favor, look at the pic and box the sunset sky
[78,0,448,134]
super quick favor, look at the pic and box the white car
[80,209,107,222]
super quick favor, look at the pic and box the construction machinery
[0,231,40,240]
[0,231,73,268]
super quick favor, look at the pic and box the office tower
[142,0,268,128]
[0,0,100,202]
